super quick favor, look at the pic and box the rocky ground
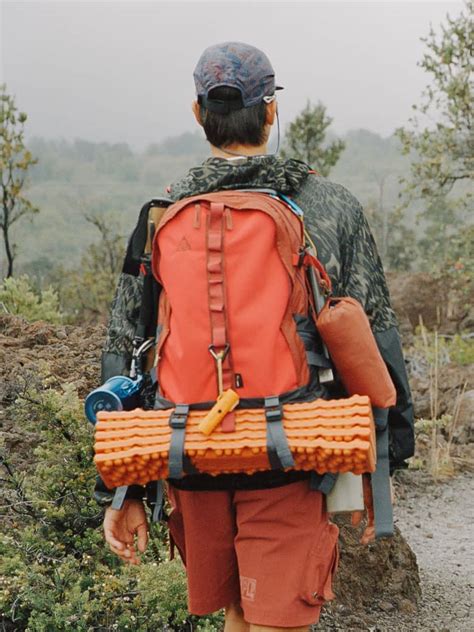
[316,470,474,631]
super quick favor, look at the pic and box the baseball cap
[194,41,283,114]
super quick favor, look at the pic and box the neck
[210,142,268,159]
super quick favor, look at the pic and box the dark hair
[199,86,267,148]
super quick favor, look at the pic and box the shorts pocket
[300,523,339,607]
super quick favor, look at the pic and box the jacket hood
[168,155,311,201]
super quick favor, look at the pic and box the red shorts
[167,480,339,628]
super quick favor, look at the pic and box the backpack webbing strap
[151,480,165,523]
[207,201,235,432]
[310,471,338,495]
[111,485,128,510]
[264,396,295,469]
[371,407,394,538]
[306,350,332,369]
[168,404,190,479]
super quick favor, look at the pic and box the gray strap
[111,485,128,510]
[151,480,164,523]
[306,350,332,369]
[310,472,338,494]
[265,396,295,469]
[371,407,394,538]
[168,404,189,479]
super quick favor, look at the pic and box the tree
[0,85,38,278]
[281,100,345,176]
[60,213,125,323]
[396,1,473,209]
[365,200,416,271]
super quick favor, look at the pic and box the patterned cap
[194,41,282,111]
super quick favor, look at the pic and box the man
[98,42,414,631]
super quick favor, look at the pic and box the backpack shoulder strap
[123,197,173,275]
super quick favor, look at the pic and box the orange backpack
[151,190,318,424]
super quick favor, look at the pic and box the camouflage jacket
[94,155,414,503]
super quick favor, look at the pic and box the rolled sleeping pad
[316,297,397,408]
[92,394,377,488]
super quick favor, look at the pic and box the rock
[399,598,417,614]
[451,390,474,444]
[378,600,395,612]
[332,518,421,612]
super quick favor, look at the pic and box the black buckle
[169,404,189,429]
[297,248,307,268]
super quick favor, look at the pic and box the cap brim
[275,85,284,91]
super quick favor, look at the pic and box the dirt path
[391,472,473,631]
[369,472,474,631]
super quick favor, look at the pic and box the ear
[265,100,277,126]
[192,100,203,127]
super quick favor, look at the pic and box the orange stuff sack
[316,297,396,408]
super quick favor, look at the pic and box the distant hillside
[10,129,415,273]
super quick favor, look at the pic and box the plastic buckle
[297,248,307,268]
[264,396,282,423]
[169,404,189,429]
[266,407,282,422]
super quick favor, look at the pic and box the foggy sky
[1,1,463,149]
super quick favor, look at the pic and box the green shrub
[0,379,223,631]
[0,275,61,323]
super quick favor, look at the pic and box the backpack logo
[176,236,191,252]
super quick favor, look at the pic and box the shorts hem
[188,597,232,617]
[242,604,323,628]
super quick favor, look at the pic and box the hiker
[94,42,414,631]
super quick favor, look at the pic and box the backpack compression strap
[264,396,295,469]
[371,407,394,538]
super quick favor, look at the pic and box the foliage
[396,1,473,209]
[59,213,125,323]
[281,100,345,176]
[413,328,474,367]
[0,275,61,323]
[0,378,223,631]
[0,84,39,277]
[365,201,417,271]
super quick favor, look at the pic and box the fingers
[109,542,141,565]
[136,522,149,554]
[351,510,364,527]
[103,525,126,553]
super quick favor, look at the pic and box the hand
[103,499,149,565]
[351,475,395,545]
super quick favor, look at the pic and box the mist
[1,1,463,149]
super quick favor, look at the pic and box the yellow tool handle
[198,389,240,436]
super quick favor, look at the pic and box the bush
[0,378,223,631]
[0,275,61,323]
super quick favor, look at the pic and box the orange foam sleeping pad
[93,394,376,489]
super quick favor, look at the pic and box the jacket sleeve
[339,206,415,470]
[93,258,146,506]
